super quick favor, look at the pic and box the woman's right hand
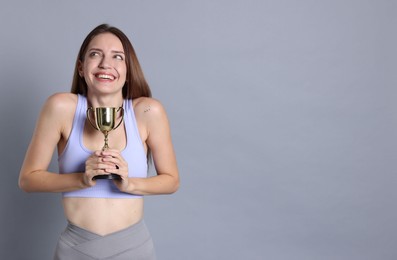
[84,150,105,186]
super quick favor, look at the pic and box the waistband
[65,218,146,240]
[60,219,152,258]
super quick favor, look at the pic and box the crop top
[58,94,147,198]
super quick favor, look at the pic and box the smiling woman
[18,24,179,260]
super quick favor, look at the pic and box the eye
[89,51,101,58]
[114,54,124,60]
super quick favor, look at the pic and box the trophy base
[93,174,121,180]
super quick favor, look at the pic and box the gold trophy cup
[87,106,124,180]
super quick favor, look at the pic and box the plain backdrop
[1,0,396,259]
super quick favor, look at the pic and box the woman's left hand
[100,149,131,192]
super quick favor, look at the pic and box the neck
[87,93,123,108]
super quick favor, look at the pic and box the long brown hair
[71,24,152,99]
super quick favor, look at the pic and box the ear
[77,60,84,77]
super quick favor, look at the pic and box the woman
[19,24,179,259]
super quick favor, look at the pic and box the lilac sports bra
[58,94,147,198]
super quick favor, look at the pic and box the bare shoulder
[132,97,170,140]
[132,97,167,119]
[44,92,77,111]
[40,93,78,129]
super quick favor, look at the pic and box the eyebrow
[88,48,125,55]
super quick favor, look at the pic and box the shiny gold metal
[86,107,124,150]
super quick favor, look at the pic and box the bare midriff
[62,197,143,236]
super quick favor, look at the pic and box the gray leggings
[54,219,156,260]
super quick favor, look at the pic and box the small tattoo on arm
[144,106,151,113]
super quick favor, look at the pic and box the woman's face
[79,32,127,96]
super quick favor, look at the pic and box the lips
[95,73,115,80]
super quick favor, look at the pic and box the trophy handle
[86,107,99,130]
[113,107,124,130]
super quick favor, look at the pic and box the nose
[98,55,112,69]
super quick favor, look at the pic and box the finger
[101,156,123,167]
[89,151,102,158]
[102,148,119,153]
[100,149,116,155]
[104,164,128,178]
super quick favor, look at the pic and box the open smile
[95,73,115,80]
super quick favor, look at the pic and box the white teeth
[97,74,114,80]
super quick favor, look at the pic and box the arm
[113,98,179,195]
[18,93,89,193]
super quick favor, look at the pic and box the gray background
[1,0,396,259]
